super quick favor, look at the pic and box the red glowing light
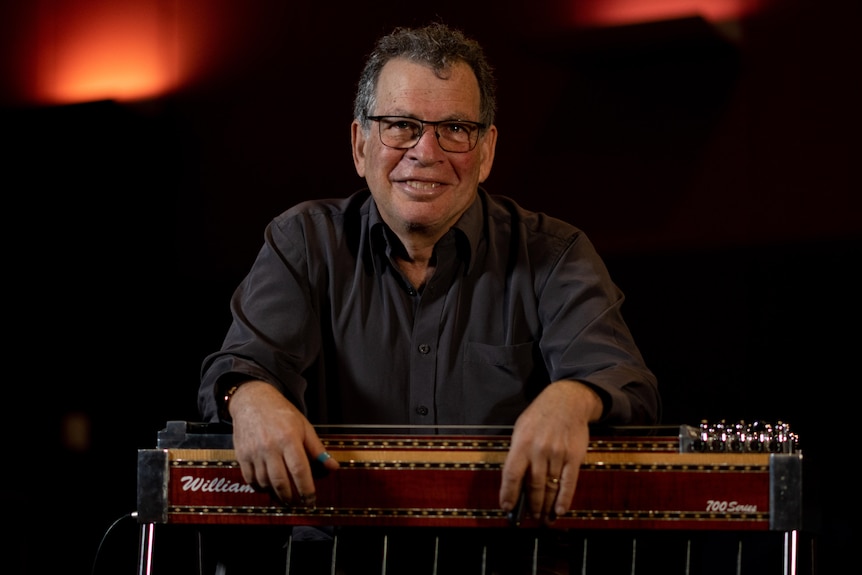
[570,0,773,27]
[2,0,775,107]
[25,0,180,105]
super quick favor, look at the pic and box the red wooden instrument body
[136,422,802,532]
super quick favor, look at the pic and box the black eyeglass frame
[367,115,488,153]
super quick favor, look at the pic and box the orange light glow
[4,1,775,107]
[33,0,179,105]
[570,0,774,27]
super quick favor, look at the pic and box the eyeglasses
[367,115,486,153]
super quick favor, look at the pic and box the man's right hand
[227,380,340,506]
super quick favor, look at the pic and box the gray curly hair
[353,22,497,130]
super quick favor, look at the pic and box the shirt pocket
[463,341,537,420]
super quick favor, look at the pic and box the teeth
[406,180,440,190]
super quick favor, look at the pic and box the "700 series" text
[705,500,758,514]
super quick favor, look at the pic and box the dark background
[2,0,859,573]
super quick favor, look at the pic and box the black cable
[91,511,137,575]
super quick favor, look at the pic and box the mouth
[394,179,449,200]
[404,180,443,191]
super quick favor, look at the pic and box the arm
[227,380,339,506]
[499,229,659,524]
[199,212,335,505]
[499,380,602,524]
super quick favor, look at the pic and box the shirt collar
[450,190,485,274]
[366,189,486,274]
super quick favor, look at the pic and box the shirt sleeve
[198,216,321,422]
[538,231,661,425]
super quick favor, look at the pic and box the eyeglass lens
[377,117,479,152]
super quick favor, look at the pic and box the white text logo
[705,500,758,514]
[179,475,256,494]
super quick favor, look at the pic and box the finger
[286,426,339,504]
[527,469,549,520]
[310,450,340,479]
[239,457,282,496]
[541,460,565,521]
[554,465,580,519]
[265,455,297,504]
[540,469,562,522]
[525,458,565,523]
[237,459,257,488]
[306,433,340,475]
[499,455,529,512]
[280,447,316,507]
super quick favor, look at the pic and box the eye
[387,118,421,132]
[440,122,476,140]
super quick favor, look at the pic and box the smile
[405,180,441,190]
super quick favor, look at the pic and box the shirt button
[418,344,431,354]
[416,405,429,416]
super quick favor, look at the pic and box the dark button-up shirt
[199,189,660,429]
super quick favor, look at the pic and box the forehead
[375,58,481,118]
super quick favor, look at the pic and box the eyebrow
[377,114,481,123]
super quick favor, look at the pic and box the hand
[498,380,602,525]
[228,380,340,506]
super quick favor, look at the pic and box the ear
[351,120,368,178]
[477,124,498,183]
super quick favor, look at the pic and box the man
[199,22,660,572]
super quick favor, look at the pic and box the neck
[395,251,436,290]
[385,221,447,290]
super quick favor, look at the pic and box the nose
[409,124,445,156]
[416,123,438,144]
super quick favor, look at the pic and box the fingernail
[316,451,332,463]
